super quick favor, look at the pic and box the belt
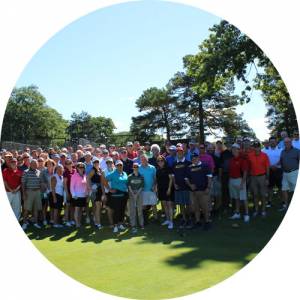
[252,173,266,177]
[26,188,40,191]
[284,169,298,173]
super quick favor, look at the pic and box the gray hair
[151,144,160,153]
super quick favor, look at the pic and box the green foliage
[66,111,115,144]
[1,85,67,146]
[131,87,187,141]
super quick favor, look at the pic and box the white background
[0,0,299,299]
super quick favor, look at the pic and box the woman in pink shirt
[199,144,215,173]
[70,162,89,228]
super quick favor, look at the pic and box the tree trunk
[197,96,205,144]
[162,107,171,141]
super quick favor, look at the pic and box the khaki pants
[7,191,21,220]
[129,193,144,227]
[190,190,210,222]
[25,190,42,212]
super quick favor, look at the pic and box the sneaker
[113,226,119,233]
[43,220,48,226]
[167,222,174,230]
[252,211,258,218]
[53,224,64,228]
[33,223,41,229]
[95,224,102,230]
[140,226,145,230]
[229,213,241,220]
[244,215,250,223]
[131,227,138,234]
[278,205,287,212]
[70,220,76,226]
[65,221,72,227]
[22,223,28,230]
[118,224,126,231]
[266,202,272,208]
[161,220,170,226]
[261,211,267,218]
[85,216,90,224]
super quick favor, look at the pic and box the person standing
[156,155,174,229]
[2,157,23,220]
[185,153,213,230]
[138,154,158,221]
[262,137,282,207]
[248,141,270,217]
[70,162,89,228]
[103,160,128,233]
[128,163,144,233]
[228,144,250,222]
[21,159,43,230]
[148,144,161,169]
[280,137,300,211]
[292,130,300,149]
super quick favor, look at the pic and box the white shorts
[282,170,298,192]
[229,178,247,201]
[142,191,157,206]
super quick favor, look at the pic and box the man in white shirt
[292,130,300,149]
[262,137,282,207]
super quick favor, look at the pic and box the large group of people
[1,129,299,234]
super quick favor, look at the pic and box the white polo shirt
[262,146,282,167]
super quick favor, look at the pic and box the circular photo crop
[1,1,298,299]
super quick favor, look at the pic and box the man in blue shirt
[166,145,177,168]
[185,153,213,230]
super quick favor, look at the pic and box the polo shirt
[262,146,282,167]
[127,151,137,160]
[106,170,128,193]
[292,140,300,150]
[138,164,156,192]
[166,155,176,168]
[199,153,215,172]
[2,168,23,191]
[228,156,248,178]
[21,168,42,189]
[172,158,191,190]
[185,162,212,191]
[280,147,300,172]
[84,161,93,176]
[247,151,270,176]
[63,168,76,193]
[220,149,234,173]
[121,158,133,175]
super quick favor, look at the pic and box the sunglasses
[157,160,164,163]
[116,164,123,167]
[133,166,139,168]
[78,166,85,169]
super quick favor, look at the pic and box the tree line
[1,20,297,147]
[130,20,297,143]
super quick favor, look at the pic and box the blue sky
[15,0,269,140]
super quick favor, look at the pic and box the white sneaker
[22,223,28,230]
[65,221,72,227]
[33,223,41,229]
[244,215,250,223]
[131,227,138,234]
[261,211,267,217]
[96,224,103,229]
[229,213,241,220]
[43,220,48,226]
[85,217,90,224]
[70,221,76,226]
[118,224,126,230]
[53,224,63,228]
[168,222,174,230]
[113,226,119,233]
[161,220,170,226]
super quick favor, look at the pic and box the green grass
[27,206,285,299]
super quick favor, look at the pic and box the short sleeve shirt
[138,164,156,192]
[128,174,144,191]
[186,162,212,191]
[172,159,191,190]
[106,170,128,192]
[2,168,23,190]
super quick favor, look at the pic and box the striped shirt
[22,168,42,189]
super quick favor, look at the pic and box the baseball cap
[231,143,240,149]
[102,149,109,154]
[52,154,60,159]
[189,140,196,145]
[192,152,199,158]
[93,158,100,163]
[169,145,176,151]
[115,160,123,166]
[126,142,133,146]
[84,151,92,157]
[105,157,113,163]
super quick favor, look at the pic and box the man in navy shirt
[185,153,213,230]
[172,147,191,228]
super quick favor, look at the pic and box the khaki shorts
[25,190,42,212]
[282,169,298,192]
[229,178,247,201]
[250,175,267,198]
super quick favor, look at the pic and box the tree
[1,85,67,146]
[131,87,187,141]
[66,111,115,144]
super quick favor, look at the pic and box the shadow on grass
[26,206,285,270]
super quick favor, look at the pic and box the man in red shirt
[228,144,250,222]
[2,157,23,220]
[248,141,270,217]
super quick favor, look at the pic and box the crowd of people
[1,129,299,234]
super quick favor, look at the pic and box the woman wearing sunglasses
[103,160,128,233]
[70,162,90,228]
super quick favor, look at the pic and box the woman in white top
[50,165,64,228]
